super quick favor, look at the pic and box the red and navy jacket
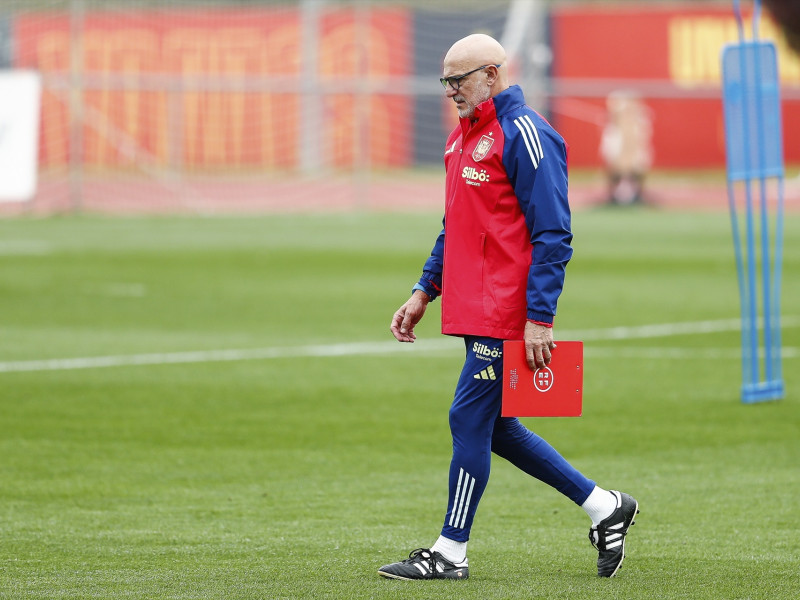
[414,85,573,340]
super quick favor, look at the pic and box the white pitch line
[0,240,52,256]
[0,339,458,374]
[586,347,799,360]
[0,317,796,374]
[559,315,800,341]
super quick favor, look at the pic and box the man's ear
[486,65,499,85]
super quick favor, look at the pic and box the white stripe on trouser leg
[449,469,465,527]
[452,471,469,528]
[458,477,476,529]
[450,469,475,530]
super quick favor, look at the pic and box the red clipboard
[502,341,583,417]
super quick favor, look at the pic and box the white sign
[0,70,42,202]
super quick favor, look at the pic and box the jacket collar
[460,85,526,134]
[490,84,526,117]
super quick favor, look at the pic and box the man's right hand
[524,320,555,370]
[390,290,430,342]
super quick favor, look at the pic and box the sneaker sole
[606,498,640,578]
[377,569,469,581]
[377,570,415,581]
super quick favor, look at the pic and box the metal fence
[0,0,797,214]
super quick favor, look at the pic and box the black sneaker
[378,548,469,580]
[588,490,639,577]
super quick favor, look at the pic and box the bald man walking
[380,34,639,581]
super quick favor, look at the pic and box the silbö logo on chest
[461,166,490,186]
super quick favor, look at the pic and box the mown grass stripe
[1,317,797,373]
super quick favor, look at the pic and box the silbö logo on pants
[473,342,501,361]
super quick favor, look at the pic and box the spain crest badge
[472,134,494,162]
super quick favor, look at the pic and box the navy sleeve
[502,112,573,323]
[415,217,444,300]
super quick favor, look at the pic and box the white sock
[581,486,618,526]
[431,535,467,564]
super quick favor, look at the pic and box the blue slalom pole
[721,0,785,403]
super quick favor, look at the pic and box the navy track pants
[441,336,596,542]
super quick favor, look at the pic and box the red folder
[501,341,583,417]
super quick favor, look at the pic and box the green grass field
[1,208,799,599]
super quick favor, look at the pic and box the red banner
[551,4,800,168]
[14,8,411,170]
[15,5,800,173]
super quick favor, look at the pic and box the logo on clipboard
[533,367,554,392]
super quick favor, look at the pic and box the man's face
[442,63,492,119]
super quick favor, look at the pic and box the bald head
[444,34,506,69]
[442,34,509,118]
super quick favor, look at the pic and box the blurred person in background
[380,33,639,582]
[599,90,653,205]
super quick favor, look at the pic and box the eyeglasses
[440,64,501,91]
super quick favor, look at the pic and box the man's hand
[524,320,555,370]
[390,290,430,342]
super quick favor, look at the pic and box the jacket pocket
[480,233,499,318]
